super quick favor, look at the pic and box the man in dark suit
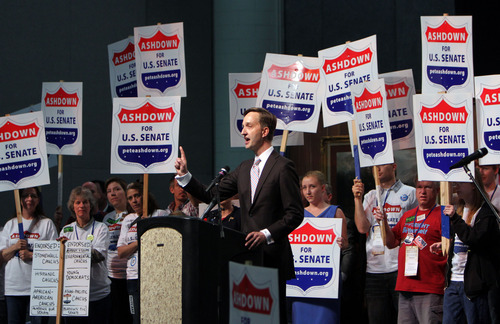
[175,107,304,323]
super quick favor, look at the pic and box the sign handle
[373,166,386,245]
[350,120,361,179]
[56,240,66,324]
[58,155,63,207]
[440,181,452,257]
[14,190,25,240]
[143,174,149,217]
[279,130,289,156]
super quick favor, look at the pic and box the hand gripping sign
[475,75,500,165]
[351,79,394,168]
[0,112,50,191]
[287,218,342,299]
[111,97,181,174]
[134,22,186,97]
[379,69,416,151]
[318,35,378,127]
[421,16,473,94]
[413,93,473,182]
[108,36,138,98]
[229,73,304,147]
[41,82,83,155]
[256,54,322,133]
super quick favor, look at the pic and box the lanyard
[75,220,95,241]
[491,185,498,200]
[411,204,436,237]
[377,182,396,211]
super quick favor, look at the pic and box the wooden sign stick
[440,181,452,257]
[373,166,386,245]
[56,240,66,324]
[143,174,149,217]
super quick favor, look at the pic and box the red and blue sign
[111,97,180,174]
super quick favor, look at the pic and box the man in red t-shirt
[376,180,447,324]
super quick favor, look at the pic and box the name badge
[404,245,418,276]
[416,214,425,222]
[372,225,385,256]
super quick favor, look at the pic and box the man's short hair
[244,107,277,141]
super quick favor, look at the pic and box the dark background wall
[0,1,213,224]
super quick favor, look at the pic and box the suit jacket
[185,150,304,279]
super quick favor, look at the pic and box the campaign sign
[256,54,322,133]
[228,73,304,147]
[421,16,473,94]
[30,241,60,317]
[475,75,500,165]
[11,103,58,169]
[413,93,473,182]
[62,240,91,317]
[352,79,394,167]
[287,218,341,299]
[108,36,137,98]
[41,82,83,155]
[0,112,50,191]
[111,97,181,173]
[318,35,378,127]
[379,69,416,151]
[229,262,279,324]
[134,22,186,97]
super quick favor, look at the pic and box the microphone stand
[200,179,225,238]
[463,165,500,223]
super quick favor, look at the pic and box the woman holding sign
[0,187,58,324]
[291,171,348,324]
[441,169,500,324]
[117,181,168,324]
[60,187,111,324]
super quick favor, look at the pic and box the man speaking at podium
[175,107,304,323]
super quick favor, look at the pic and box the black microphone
[201,197,217,220]
[449,148,488,170]
[206,166,230,192]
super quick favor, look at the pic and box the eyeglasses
[22,193,39,199]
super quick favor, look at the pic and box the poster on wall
[111,96,181,174]
[0,112,50,191]
[256,53,322,133]
[108,36,137,98]
[421,16,474,94]
[379,69,416,151]
[134,22,186,97]
[41,82,83,155]
[228,73,303,147]
[413,93,473,182]
[352,79,394,167]
[318,35,378,127]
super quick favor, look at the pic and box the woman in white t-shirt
[442,168,500,324]
[0,187,58,324]
[117,182,168,324]
[60,186,111,324]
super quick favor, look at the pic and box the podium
[138,216,262,323]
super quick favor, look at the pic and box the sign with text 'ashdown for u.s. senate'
[111,97,180,174]
[475,75,500,166]
[352,78,394,168]
[379,69,416,151]
[41,82,83,155]
[318,35,378,127]
[229,262,279,324]
[0,112,50,191]
[134,22,186,97]
[108,36,137,99]
[421,16,473,94]
[286,218,342,299]
[413,93,473,182]
[256,54,322,133]
[229,73,304,147]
